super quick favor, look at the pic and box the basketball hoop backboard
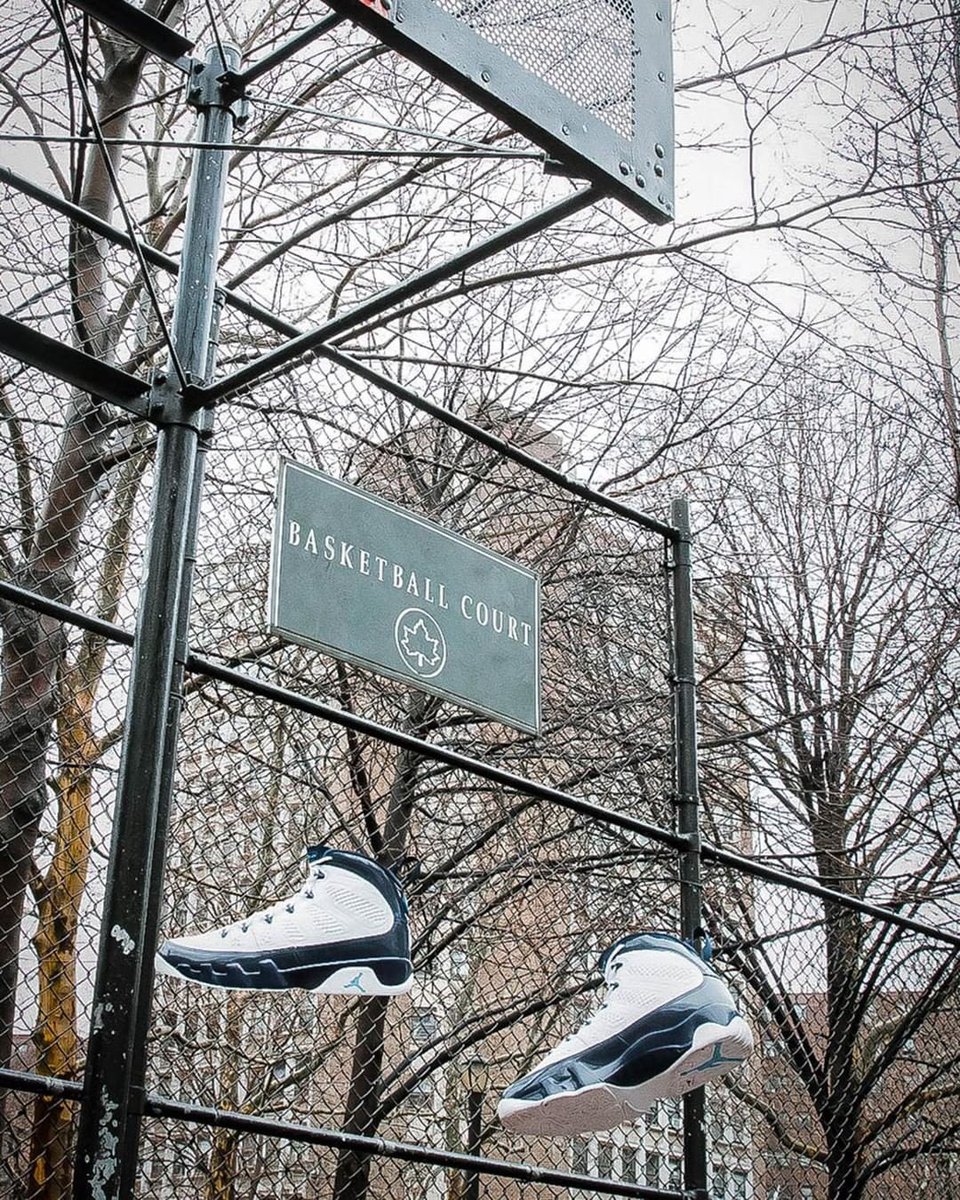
[324,0,674,223]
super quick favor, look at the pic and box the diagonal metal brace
[0,314,150,419]
[64,0,196,72]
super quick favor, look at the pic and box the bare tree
[698,378,960,1200]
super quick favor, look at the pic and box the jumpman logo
[344,971,367,993]
[681,1043,744,1076]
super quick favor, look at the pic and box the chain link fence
[2,13,959,1200]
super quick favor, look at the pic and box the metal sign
[268,460,541,733]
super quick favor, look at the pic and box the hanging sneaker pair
[498,931,753,1136]
[155,846,414,996]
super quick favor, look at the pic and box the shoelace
[220,866,327,937]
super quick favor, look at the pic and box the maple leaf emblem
[399,618,442,669]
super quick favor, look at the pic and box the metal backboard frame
[324,0,675,223]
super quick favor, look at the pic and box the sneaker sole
[498,1016,753,1136]
[154,953,414,996]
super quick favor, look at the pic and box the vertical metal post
[461,1059,488,1200]
[73,46,242,1200]
[670,497,709,1199]
[464,1091,483,1200]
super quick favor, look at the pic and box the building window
[668,1156,682,1187]
[597,1142,614,1180]
[411,1008,439,1045]
[622,1146,639,1184]
[407,1073,434,1108]
[570,1138,590,1176]
[408,1008,439,1108]
[645,1152,662,1188]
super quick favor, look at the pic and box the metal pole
[464,1080,484,1200]
[669,497,709,1200]
[73,46,243,1200]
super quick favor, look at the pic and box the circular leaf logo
[394,608,447,679]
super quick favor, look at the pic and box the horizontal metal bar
[701,841,960,950]
[0,578,682,849]
[0,133,536,161]
[0,166,300,339]
[0,580,135,644]
[200,186,600,405]
[143,1091,680,1200]
[318,345,679,539]
[0,171,676,542]
[65,0,194,70]
[2,580,955,947]
[0,1067,83,1100]
[0,167,677,539]
[0,165,179,274]
[0,315,150,418]
[187,649,688,852]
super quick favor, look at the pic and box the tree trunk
[26,685,95,1200]
[331,693,435,1200]
[0,23,148,1073]
[25,443,145,1198]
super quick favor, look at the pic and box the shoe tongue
[305,845,338,879]
[602,950,624,985]
[597,933,636,977]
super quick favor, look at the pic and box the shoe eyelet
[264,914,273,923]
[241,923,249,932]
[305,889,314,899]
[286,903,295,913]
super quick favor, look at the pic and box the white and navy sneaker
[498,932,753,1136]
[155,846,414,996]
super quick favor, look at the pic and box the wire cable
[201,0,231,74]
[0,132,544,161]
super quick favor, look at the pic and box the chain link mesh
[2,5,959,1200]
[431,0,636,138]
